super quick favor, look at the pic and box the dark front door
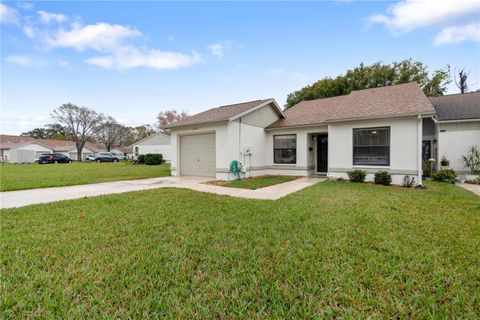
[317,134,328,173]
[422,140,431,162]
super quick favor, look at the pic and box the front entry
[317,134,328,173]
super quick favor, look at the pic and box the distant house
[164,82,479,184]
[0,135,109,163]
[0,136,54,163]
[129,132,171,162]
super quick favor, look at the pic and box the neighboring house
[429,92,480,174]
[129,132,172,162]
[0,135,112,162]
[165,82,477,185]
[0,135,54,163]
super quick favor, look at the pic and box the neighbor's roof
[0,135,106,152]
[0,135,46,150]
[267,82,435,129]
[164,99,283,128]
[429,91,480,121]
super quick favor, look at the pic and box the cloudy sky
[1,0,479,135]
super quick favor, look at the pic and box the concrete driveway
[457,183,480,196]
[0,176,324,209]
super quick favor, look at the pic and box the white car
[85,154,96,161]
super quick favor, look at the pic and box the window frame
[273,134,297,164]
[352,126,390,167]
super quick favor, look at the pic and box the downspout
[417,115,423,186]
[238,117,242,162]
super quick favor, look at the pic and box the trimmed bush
[145,153,163,165]
[374,171,392,185]
[431,169,457,183]
[347,170,366,183]
[402,175,416,188]
[138,154,146,164]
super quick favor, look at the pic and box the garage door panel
[180,133,216,177]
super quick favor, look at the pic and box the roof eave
[164,119,229,130]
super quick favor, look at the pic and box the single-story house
[0,135,113,162]
[0,135,54,163]
[129,132,172,162]
[429,92,480,174]
[164,82,479,185]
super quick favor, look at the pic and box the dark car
[37,153,72,164]
[94,152,118,163]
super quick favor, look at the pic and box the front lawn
[209,175,299,189]
[0,162,170,191]
[1,181,479,318]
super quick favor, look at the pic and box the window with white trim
[274,134,296,164]
[353,127,390,166]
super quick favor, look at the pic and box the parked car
[37,153,72,164]
[85,154,96,162]
[111,152,126,161]
[94,152,118,163]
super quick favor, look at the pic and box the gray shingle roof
[164,99,274,128]
[429,92,480,121]
[267,82,435,129]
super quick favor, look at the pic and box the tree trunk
[77,148,82,162]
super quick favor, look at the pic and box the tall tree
[455,69,469,93]
[285,59,451,109]
[95,117,124,151]
[157,110,189,130]
[51,103,104,161]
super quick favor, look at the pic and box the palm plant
[462,146,480,174]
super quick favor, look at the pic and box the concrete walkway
[457,183,480,196]
[0,176,325,209]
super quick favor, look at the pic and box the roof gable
[164,99,283,129]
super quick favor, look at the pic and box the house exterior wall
[327,116,421,185]
[68,148,94,161]
[264,125,328,177]
[7,143,53,163]
[170,103,281,179]
[131,133,172,161]
[437,121,480,174]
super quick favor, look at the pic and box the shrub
[145,153,163,165]
[374,171,392,185]
[431,169,457,183]
[347,170,366,183]
[402,175,416,188]
[422,161,432,177]
[138,154,146,164]
[462,145,480,174]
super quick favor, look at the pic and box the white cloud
[0,3,20,24]
[4,55,34,67]
[86,47,202,70]
[47,22,142,52]
[208,43,225,58]
[435,23,480,45]
[37,10,67,24]
[17,2,34,10]
[368,0,479,34]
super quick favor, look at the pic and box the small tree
[51,103,104,161]
[157,110,188,130]
[96,117,124,151]
[462,146,480,174]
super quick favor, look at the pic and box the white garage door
[180,133,216,177]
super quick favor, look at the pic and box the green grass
[0,162,171,191]
[1,181,479,318]
[219,175,299,189]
